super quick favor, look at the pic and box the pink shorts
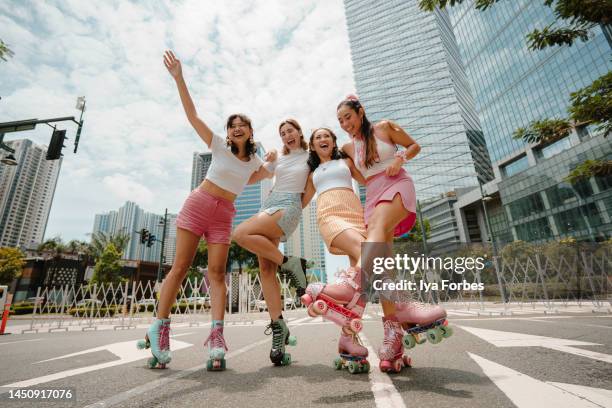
[365,168,417,237]
[176,188,236,244]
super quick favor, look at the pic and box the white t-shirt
[205,133,263,195]
[270,149,310,193]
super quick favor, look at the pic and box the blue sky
[0,0,356,277]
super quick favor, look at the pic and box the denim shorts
[261,191,302,242]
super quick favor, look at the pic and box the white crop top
[270,149,310,193]
[312,159,353,195]
[353,133,397,178]
[205,133,263,195]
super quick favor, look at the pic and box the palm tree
[88,231,131,260]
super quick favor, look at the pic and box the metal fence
[14,248,611,333]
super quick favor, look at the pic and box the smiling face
[280,122,301,152]
[226,115,253,148]
[310,128,335,160]
[337,103,363,138]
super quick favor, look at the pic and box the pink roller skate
[395,300,453,349]
[378,317,412,373]
[334,331,370,374]
[301,266,365,335]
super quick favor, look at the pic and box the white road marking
[1,337,193,389]
[360,334,406,408]
[547,382,612,408]
[468,352,610,408]
[458,325,612,364]
[83,337,271,408]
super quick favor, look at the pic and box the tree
[0,247,25,285]
[395,218,430,243]
[88,231,130,260]
[91,243,124,284]
[37,236,67,255]
[419,0,611,178]
[191,240,208,270]
[0,39,14,62]
[228,241,257,274]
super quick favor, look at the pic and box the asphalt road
[1,309,611,408]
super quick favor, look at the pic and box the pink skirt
[365,168,417,237]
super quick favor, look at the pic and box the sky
[0,0,356,277]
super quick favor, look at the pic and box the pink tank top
[353,128,397,178]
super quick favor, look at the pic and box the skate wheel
[347,361,359,374]
[282,353,292,366]
[379,360,391,372]
[402,355,412,368]
[301,294,313,306]
[416,333,427,344]
[349,318,362,334]
[393,358,403,373]
[136,339,149,350]
[220,359,226,370]
[288,335,297,346]
[427,327,443,344]
[333,357,343,370]
[362,361,370,373]
[402,334,416,349]
[313,299,327,315]
[158,363,166,369]
[440,325,453,338]
[147,356,158,369]
[307,304,318,318]
[206,359,213,371]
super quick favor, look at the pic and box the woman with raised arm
[137,50,270,372]
[300,127,371,374]
[232,118,310,366]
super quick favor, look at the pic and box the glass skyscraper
[448,0,612,242]
[343,0,493,202]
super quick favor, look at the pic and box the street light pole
[156,208,168,283]
[478,181,498,257]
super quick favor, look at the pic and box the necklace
[320,160,332,171]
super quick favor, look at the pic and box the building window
[501,155,529,177]
[535,137,571,160]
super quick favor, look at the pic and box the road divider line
[360,333,406,408]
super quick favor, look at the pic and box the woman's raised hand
[163,50,182,79]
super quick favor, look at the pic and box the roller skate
[301,266,365,335]
[334,330,370,374]
[204,323,228,371]
[395,300,453,349]
[265,318,297,366]
[136,318,171,369]
[279,256,308,297]
[378,317,412,374]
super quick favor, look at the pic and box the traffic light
[46,129,66,160]
[139,229,149,244]
[147,234,156,248]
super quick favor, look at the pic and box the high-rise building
[92,202,178,263]
[0,139,61,248]
[191,152,212,191]
[343,0,494,205]
[284,199,327,283]
[449,0,612,243]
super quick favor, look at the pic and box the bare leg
[258,238,282,320]
[207,243,230,321]
[158,228,200,318]
[365,194,410,318]
[232,212,285,264]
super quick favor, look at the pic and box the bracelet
[394,150,408,162]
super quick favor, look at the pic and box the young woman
[300,127,371,374]
[336,94,449,373]
[137,50,270,372]
[232,119,310,366]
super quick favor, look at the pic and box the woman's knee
[231,225,248,244]
[207,265,226,283]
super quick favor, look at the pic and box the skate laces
[336,267,359,290]
[159,321,170,351]
[382,320,402,348]
[204,326,228,351]
[265,321,285,350]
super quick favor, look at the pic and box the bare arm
[301,173,315,208]
[164,50,214,147]
[380,120,421,160]
[345,157,366,185]
[341,142,355,161]
[247,166,274,185]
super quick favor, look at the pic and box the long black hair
[225,113,258,157]
[337,98,378,168]
[307,127,346,172]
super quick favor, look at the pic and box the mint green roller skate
[265,318,297,366]
[136,318,171,369]
[204,325,228,371]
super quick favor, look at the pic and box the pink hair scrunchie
[345,94,359,102]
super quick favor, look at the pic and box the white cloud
[1,0,355,241]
